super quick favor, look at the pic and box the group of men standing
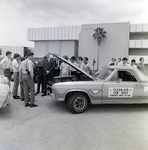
[109,57,146,73]
[58,55,92,76]
[0,50,93,108]
[0,51,56,107]
[0,51,37,107]
[1,50,146,108]
[35,54,92,95]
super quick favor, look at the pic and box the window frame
[108,69,140,82]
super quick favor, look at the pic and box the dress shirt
[79,62,85,70]
[60,62,70,76]
[12,59,20,72]
[137,63,145,73]
[0,56,12,69]
[118,62,128,66]
[84,63,92,75]
[21,58,34,79]
[127,64,137,68]
[70,62,78,71]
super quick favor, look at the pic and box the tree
[92,27,107,71]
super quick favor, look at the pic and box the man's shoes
[35,92,39,95]
[13,96,21,99]
[25,103,30,107]
[41,93,47,96]
[30,104,38,107]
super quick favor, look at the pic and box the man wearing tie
[42,52,56,96]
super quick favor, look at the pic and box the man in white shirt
[12,53,21,99]
[70,56,78,76]
[137,57,146,73]
[83,57,92,75]
[127,59,137,68]
[60,55,70,76]
[118,57,128,66]
[77,56,85,70]
[0,51,12,79]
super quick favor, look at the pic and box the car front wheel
[67,92,88,114]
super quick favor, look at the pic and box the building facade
[27,26,81,57]
[27,22,148,72]
[0,46,34,58]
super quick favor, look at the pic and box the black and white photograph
[0,0,148,149]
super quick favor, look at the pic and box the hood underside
[51,53,95,81]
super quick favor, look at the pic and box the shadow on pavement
[48,100,148,114]
[87,103,148,114]
[0,105,12,118]
[47,100,69,113]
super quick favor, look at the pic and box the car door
[102,69,143,104]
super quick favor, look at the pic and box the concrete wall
[79,22,130,70]
[34,40,78,58]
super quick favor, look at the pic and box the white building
[27,22,148,72]
[0,46,34,58]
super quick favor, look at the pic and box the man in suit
[35,57,44,95]
[42,52,56,96]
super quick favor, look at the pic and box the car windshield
[94,67,115,80]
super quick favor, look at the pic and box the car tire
[67,92,88,114]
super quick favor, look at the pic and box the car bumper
[50,93,56,100]
[50,93,64,101]
[2,92,11,107]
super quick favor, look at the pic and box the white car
[0,75,11,108]
[50,54,148,113]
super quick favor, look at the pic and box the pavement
[0,84,148,150]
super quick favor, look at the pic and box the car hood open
[51,53,95,81]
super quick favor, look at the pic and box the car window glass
[118,71,137,82]
[110,71,137,82]
[110,72,119,81]
[94,68,114,80]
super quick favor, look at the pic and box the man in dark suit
[35,57,44,95]
[42,52,56,96]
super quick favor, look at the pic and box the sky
[0,0,148,47]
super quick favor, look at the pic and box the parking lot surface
[0,91,148,150]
